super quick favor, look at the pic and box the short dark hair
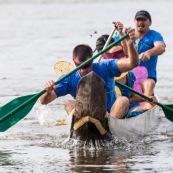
[73,44,93,62]
[135,10,152,21]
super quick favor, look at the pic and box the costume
[54,59,121,112]
[134,29,165,82]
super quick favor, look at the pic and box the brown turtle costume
[70,72,113,143]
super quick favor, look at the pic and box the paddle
[98,27,117,62]
[0,34,128,132]
[115,81,173,122]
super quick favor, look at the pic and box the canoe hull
[109,104,159,138]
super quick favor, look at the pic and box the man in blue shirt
[130,10,166,110]
[40,27,139,119]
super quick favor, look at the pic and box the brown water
[1,1,173,172]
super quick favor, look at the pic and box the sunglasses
[74,61,93,69]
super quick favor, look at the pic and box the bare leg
[110,96,129,119]
[64,100,76,115]
[139,78,156,110]
[130,78,156,102]
[130,102,156,112]
[141,78,156,96]
[130,79,157,111]
[130,78,156,111]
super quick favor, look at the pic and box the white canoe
[108,104,160,138]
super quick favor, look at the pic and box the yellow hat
[114,71,128,80]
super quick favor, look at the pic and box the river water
[1,0,173,172]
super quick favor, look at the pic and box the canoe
[108,103,159,138]
[69,71,159,142]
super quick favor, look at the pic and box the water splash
[35,104,67,127]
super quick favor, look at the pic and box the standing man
[130,10,166,106]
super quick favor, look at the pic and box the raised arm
[113,21,128,56]
[117,27,139,73]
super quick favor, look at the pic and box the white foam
[35,104,66,127]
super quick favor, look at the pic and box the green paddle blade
[0,94,39,132]
[161,104,173,122]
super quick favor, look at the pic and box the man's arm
[139,41,165,61]
[40,80,57,104]
[117,27,139,73]
[114,21,128,56]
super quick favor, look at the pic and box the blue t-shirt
[54,59,121,112]
[134,30,165,81]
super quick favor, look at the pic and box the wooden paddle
[98,27,117,62]
[0,34,128,132]
[115,81,173,122]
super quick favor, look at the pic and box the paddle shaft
[116,81,173,112]
[116,81,152,101]
[98,27,117,62]
[0,34,128,123]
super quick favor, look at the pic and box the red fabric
[105,49,126,59]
